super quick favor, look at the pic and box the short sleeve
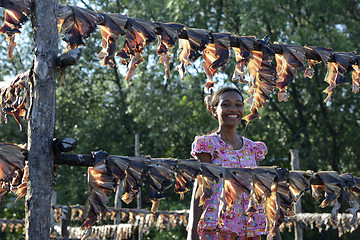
[253,141,268,161]
[191,135,215,159]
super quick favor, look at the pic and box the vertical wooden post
[114,186,123,224]
[60,206,69,239]
[26,1,58,239]
[135,133,143,240]
[290,149,303,240]
[114,177,123,224]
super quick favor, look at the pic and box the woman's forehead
[219,91,242,101]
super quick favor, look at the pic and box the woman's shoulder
[194,134,218,141]
[242,137,267,148]
[192,134,220,147]
[191,134,220,157]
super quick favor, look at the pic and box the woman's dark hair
[205,87,244,112]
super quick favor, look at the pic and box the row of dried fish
[0,218,24,233]
[51,223,133,240]
[52,204,188,235]
[283,212,360,237]
[1,143,360,240]
[83,151,360,240]
[1,2,360,125]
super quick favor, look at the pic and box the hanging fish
[106,155,130,183]
[82,151,115,230]
[249,167,287,240]
[156,22,185,78]
[177,27,211,79]
[303,46,333,79]
[274,172,314,238]
[147,159,176,212]
[242,37,277,125]
[202,33,231,83]
[231,36,256,83]
[97,13,128,67]
[274,43,306,102]
[13,162,27,201]
[0,71,29,131]
[351,55,360,93]
[0,142,25,200]
[0,219,24,233]
[58,4,103,51]
[195,162,221,207]
[117,18,157,81]
[322,52,355,103]
[276,181,294,221]
[310,171,342,222]
[263,181,280,240]
[0,0,31,59]
[222,167,253,212]
[121,157,150,204]
[287,170,314,202]
[339,173,359,224]
[174,159,201,199]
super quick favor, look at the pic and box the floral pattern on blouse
[191,134,268,237]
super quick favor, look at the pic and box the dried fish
[177,28,211,79]
[231,36,256,83]
[203,33,231,83]
[58,5,103,50]
[0,0,30,58]
[243,37,277,125]
[275,43,306,102]
[156,23,184,78]
[117,18,157,81]
[97,13,128,67]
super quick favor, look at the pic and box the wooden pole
[26,1,58,239]
[114,174,123,224]
[135,133,143,240]
[290,149,303,240]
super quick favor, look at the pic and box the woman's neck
[216,126,243,150]
[216,126,238,142]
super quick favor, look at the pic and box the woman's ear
[211,107,217,118]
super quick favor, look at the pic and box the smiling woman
[187,87,279,240]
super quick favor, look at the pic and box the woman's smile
[213,91,244,128]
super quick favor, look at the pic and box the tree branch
[269,101,297,135]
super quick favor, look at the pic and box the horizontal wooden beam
[54,153,192,167]
[54,153,94,166]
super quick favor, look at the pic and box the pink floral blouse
[191,134,268,238]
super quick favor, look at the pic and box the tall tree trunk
[26,1,58,239]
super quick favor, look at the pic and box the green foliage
[0,0,360,239]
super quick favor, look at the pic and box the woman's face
[212,91,244,128]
